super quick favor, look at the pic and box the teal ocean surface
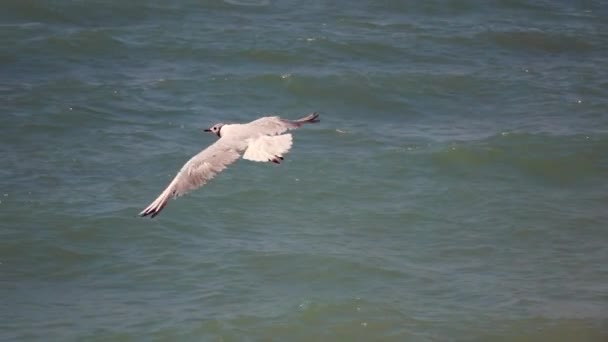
[2,1,608,340]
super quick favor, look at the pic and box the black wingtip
[139,207,158,218]
[139,210,160,218]
[139,199,169,218]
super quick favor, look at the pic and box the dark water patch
[1,0,73,25]
[242,251,407,283]
[24,28,129,60]
[370,0,481,16]
[474,317,608,341]
[221,0,271,7]
[241,47,313,64]
[316,37,409,63]
[283,73,412,112]
[203,72,414,115]
[1,0,158,26]
[429,133,608,185]
[496,0,555,11]
[386,71,502,100]
[480,29,595,54]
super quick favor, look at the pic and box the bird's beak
[203,128,211,132]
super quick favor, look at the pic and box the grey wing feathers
[247,112,319,136]
[139,140,241,218]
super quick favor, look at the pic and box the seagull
[139,112,320,218]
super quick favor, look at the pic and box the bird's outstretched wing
[246,112,319,136]
[139,139,241,218]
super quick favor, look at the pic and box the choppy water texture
[2,0,608,341]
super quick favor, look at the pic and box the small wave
[222,0,270,7]
[39,29,127,56]
[337,19,421,33]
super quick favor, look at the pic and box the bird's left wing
[139,139,241,218]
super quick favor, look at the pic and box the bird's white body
[139,112,319,217]
[214,122,294,160]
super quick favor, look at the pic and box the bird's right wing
[139,139,241,218]
[246,112,319,136]
[243,134,293,163]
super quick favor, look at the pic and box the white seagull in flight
[139,112,320,218]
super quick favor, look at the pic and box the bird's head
[204,123,224,138]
